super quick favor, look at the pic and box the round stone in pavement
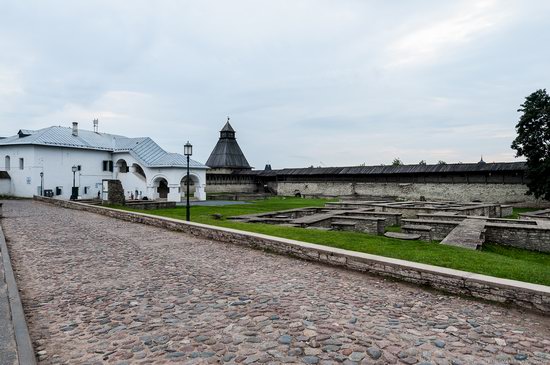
[367,347,382,360]
[302,355,320,364]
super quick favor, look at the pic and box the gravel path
[1,200,549,365]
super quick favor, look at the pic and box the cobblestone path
[2,200,550,365]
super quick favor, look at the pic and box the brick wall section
[33,196,550,314]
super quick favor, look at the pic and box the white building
[0,122,208,202]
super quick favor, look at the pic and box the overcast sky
[1,1,549,168]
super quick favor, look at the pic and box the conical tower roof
[206,119,251,170]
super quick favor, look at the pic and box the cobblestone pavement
[2,200,550,365]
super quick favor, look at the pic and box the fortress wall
[275,181,547,207]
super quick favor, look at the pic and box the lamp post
[71,165,78,200]
[184,141,193,221]
[39,171,44,196]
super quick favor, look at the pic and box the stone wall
[402,219,459,240]
[205,183,258,194]
[331,217,384,235]
[33,195,550,313]
[485,224,550,253]
[124,201,176,210]
[106,179,125,205]
[276,181,546,207]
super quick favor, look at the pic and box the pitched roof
[0,126,207,169]
[206,122,251,169]
[221,121,235,132]
[206,138,251,169]
[241,162,527,177]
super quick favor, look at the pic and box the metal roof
[240,162,527,177]
[0,126,208,169]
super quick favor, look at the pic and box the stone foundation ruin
[229,200,550,253]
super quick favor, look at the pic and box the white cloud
[385,0,512,68]
[0,1,548,166]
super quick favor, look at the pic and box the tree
[437,160,447,165]
[392,157,403,166]
[511,89,550,200]
[418,160,427,165]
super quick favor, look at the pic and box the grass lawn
[505,207,541,219]
[114,197,550,286]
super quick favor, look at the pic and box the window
[19,158,24,170]
[4,156,10,170]
[84,186,89,194]
[102,160,113,172]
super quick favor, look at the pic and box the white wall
[0,145,208,201]
[34,146,113,199]
[0,145,113,199]
[0,145,37,197]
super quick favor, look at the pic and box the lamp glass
[72,165,77,172]
[184,141,193,156]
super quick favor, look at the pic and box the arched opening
[116,159,129,173]
[4,156,10,171]
[153,177,169,200]
[180,174,200,200]
[132,163,146,180]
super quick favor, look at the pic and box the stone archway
[157,179,169,199]
[180,174,200,200]
[151,176,169,200]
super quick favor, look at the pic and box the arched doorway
[157,178,169,199]
[180,174,200,200]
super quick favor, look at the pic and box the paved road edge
[0,220,37,364]
[33,196,550,314]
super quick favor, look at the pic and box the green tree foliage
[418,160,427,165]
[437,160,447,165]
[392,157,403,166]
[511,89,550,200]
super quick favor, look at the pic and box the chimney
[72,122,78,136]
[93,118,99,133]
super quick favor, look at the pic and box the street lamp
[71,165,78,200]
[184,141,193,221]
[39,171,44,196]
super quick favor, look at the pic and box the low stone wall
[501,205,513,217]
[520,208,550,221]
[331,216,385,235]
[344,212,401,226]
[33,196,550,313]
[485,224,550,253]
[402,219,459,240]
[417,214,539,226]
[124,201,176,210]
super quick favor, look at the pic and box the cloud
[385,0,512,68]
[0,1,548,167]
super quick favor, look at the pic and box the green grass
[113,197,550,286]
[505,207,540,219]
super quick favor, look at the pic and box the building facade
[0,123,208,202]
